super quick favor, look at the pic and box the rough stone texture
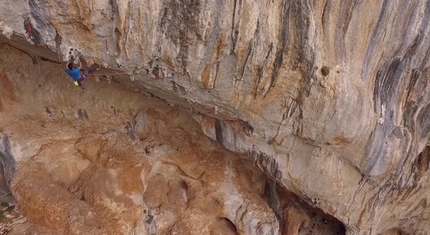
[0,44,343,234]
[1,0,430,234]
[0,133,17,204]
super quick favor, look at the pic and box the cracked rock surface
[1,0,430,234]
[0,44,344,234]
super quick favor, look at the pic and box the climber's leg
[83,64,100,76]
[77,79,84,88]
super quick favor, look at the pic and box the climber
[65,57,100,89]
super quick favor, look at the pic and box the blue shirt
[65,68,82,81]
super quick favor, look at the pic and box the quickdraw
[28,22,35,40]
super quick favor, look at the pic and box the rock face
[1,0,430,234]
[0,44,344,235]
[0,133,17,205]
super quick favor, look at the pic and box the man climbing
[65,57,99,89]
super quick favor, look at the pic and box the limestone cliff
[0,44,344,235]
[1,0,430,234]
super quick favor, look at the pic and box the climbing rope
[84,70,237,122]
[85,72,138,77]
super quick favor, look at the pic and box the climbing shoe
[73,81,79,86]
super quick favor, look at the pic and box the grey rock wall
[0,133,16,204]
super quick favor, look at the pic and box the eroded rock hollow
[0,43,344,235]
[1,0,430,234]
